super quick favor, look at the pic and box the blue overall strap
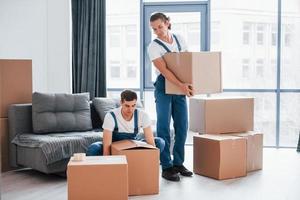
[134,109,138,134]
[154,39,171,53]
[154,34,182,53]
[173,34,182,52]
[110,112,119,132]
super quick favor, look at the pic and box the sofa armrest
[8,103,33,167]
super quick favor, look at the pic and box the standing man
[86,89,165,156]
[148,12,194,182]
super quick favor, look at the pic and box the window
[242,59,250,78]
[243,22,251,45]
[110,61,121,78]
[284,24,292,47]
[256,24,264,45]
[256,59,264,77]
[187,23,200,50]
[108,26,121,47]
[106,0,140,89]
[144,8,204,88]
[125,25,137,47]
[126,61,136,78]
[211,1,277,146]
[211,21,220,45]
[271,24,277,46]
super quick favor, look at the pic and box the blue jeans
[86,133,165,156]
[154,75,188,169]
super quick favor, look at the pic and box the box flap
[195,134,242,141]
[111,139,156,151]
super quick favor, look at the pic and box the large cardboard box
[231,131,263,172]
[67,156,128,200]
[163,52,222,95]
[111,140,159,196]
[189,96,254,134]
[193,134,247,180]
[0,118,10,172]
[0,59,32,118]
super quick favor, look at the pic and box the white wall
[0,0,72,93]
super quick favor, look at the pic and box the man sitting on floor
[86,89,165,156]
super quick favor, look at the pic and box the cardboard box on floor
[189,96,254,134]
[111,140,159,196]
[67,156,128,200]
[0,59,32,172]
[193,134,247,180]
[231,131,263,172]
[163,51,222,95]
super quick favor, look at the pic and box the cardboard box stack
[67,156,128,200]
[111,140,159,196]
[190,96,263,180]
[0,59,32,172]
[162,51,263,180]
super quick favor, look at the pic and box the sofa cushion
[93,97,143,122]
[32,92,93,133]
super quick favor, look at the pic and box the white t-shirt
[102,107,152,134]
[147,33,188,62]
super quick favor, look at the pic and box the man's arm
[143,126,156,147]
[103,129,112,155]
[152,57,193,96]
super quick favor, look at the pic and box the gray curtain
[72,0,106,99]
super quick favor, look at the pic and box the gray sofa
[8,92,105,174]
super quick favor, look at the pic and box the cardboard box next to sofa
[67,156,128,200]
[163,52,222,95]
[111,140,159,196]
[193,134,247,180]
[189,96,254,134]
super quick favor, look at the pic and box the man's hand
[103,130,112,155]
[179,83,194,97]
[144,126,156,147]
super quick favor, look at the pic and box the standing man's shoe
[162,167,180,182]
[173,165,193,177]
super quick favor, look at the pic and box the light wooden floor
[1,147,300,200]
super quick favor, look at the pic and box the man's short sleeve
[139,110,152,129]
[102,113,115,132]
[148,42,165,61]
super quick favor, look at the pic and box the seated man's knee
[86,141,103,156]
[154,137,165,153]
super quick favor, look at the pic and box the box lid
[231,131,263,137]
[191,96,254,101]
[68,155,127,166]
[111,140,156,151]
[194,134,243,141]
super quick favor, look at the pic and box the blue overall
[86,109,165,156]
[153,34,188,169]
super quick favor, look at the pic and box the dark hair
[121,90,138,102]
[150,12,171,30]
